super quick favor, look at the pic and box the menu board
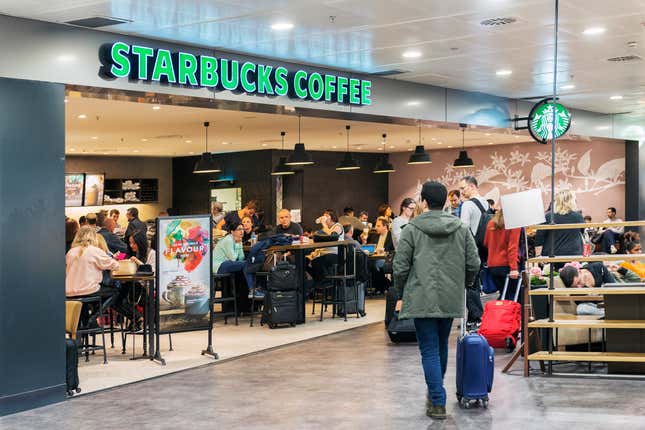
[65,174,85,207]
[157,216,212,333]
[84,174,105,206]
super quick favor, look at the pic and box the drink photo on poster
[84,173,105,206]
[157,216,211,333]
[65,173,85,207]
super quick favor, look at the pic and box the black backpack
[268,261,297,291]
[470,198,493,253]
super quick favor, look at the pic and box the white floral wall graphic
[413,148,625,204]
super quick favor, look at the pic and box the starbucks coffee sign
[99,42,372,106]
[528,99,572,144]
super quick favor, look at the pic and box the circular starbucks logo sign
[528,99,572,144]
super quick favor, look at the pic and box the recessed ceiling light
[222,141,229,145]
[610,95,623,100]
[152,105,161,110]
[485,133,491,136]
[102,152,109,155]
[356,146,362,150]
[133,149,140,153]
[402,50,422,58]
[406,100,421,106]
[437,142,443,145]
[488,142,494,145]
[378,147,384,150]
[496,69,512,76]
[389,145,395,149]
[77,114,87,119]
[583,27,605,35]
[271,22,294,31]
[561,84,575,90]
[331,145,337,149]
[141,138,148,142]
[185,140,192,143]
[64,98,68,103]
[91,136,98,140]
[596,125,610,130]
[69,148,76,151]
[189,151,195,155]
[431,137,437,141]
[261,143,268,147]
[447,146,453,148]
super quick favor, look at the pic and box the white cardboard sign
[500,189,546,229]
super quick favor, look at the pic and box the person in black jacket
[98,218,127,254]
[364,216,395,253]
[535,190,584,271]
[124,207,147,252]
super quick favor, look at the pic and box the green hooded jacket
[393,210,480,319]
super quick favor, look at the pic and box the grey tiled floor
[2,323,644,430]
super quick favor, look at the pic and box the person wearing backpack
[458,176,490,327]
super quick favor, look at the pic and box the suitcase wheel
[290,323,296,327]
[505,337,515,353]
[76,388,82,394]
[481,399,488,409]
[268,323,276,329]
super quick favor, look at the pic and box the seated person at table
[343,224,363,252]
[308,210,344,284]
[274,208,303,237]
[559,262,615,316]
[66,226,120,299]
[241,216,256,245]
[358,211,371,228]
[364,217,394,293]
[129,231,156,268]
[213,222,263,299]
[620,241,645,280]
[217,200,259,231]
[339,207,364,239]
[364,216,395,254]
[98,218,128,254]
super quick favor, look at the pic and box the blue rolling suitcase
[456,288,494,408]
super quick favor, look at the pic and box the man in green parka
[393,181,480,420]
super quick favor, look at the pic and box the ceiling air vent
[65,16,130,28]
[607,55,642,62]
[480,17,517,26]
[370,69,408,76]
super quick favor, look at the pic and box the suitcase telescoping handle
[461,286,468,337]
[501,275,522,302]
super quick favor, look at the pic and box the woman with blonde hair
[66,226,119,298]
[483,206,521,296]
[535,189,584,270]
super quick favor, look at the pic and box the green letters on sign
[102,42,373,106]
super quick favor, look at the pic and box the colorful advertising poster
[84,174,105,206]
[157,216,212,333]
[65,173,85,207]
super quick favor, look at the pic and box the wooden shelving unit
[519,220,645,376]
[104,178,158,205]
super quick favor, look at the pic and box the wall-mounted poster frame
[65,173,85,207]
[83,173,105,206]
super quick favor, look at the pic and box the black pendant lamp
[373,133,396,173]
[193,121,221,174]
[286,115,314,166]
[271,131,295,176]
[408,122,431,164]
[452,128,474,168]
[336,125,360,171]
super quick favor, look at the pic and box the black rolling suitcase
[66,338,81,396]
[384,288,417,343]
[262,290,298,328]
[337,281,366,317]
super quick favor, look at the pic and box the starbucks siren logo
[528,100,571,144]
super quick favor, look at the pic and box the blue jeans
[217,260,255,291]
[414,318,454,406]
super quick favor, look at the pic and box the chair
[68,295,108,364]
[249,271,268,327]
[65,300,83,340]
[319,247,360,322]
[212,273,238,325]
